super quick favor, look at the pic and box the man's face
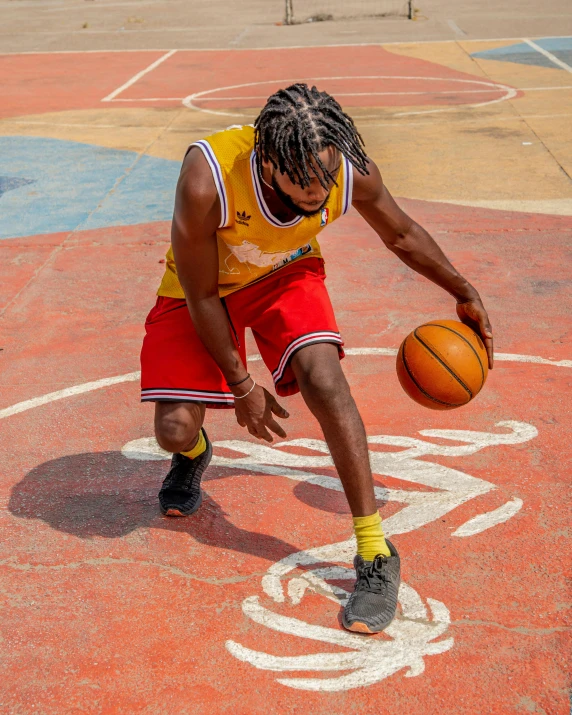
[263,146,341,217]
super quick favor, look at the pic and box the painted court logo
[123,420,535,693]
[320,207,330,227]
[236,210,251,227]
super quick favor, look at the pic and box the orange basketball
[396,319,488,410]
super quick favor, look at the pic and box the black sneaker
[342,540,401,634]
[158,429,212,517]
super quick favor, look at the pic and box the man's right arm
[171,147,288,441]
[171,147,247,385]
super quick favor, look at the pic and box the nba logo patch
[320,207,329,227]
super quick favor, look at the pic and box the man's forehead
[309,146,341,171]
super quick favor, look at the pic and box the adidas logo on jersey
[236,210,251,226]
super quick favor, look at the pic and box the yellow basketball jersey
[157,125,353,299]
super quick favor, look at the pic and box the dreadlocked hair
[254,83,369,190]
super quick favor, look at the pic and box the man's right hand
[233,379,289,442]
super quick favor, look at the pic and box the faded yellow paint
[469,58,572,89]
[512,88,572,115]
[523,115,572,177]
[458,40,524,54]
[0,108,178,154]
[0,107,225,160]
[386,42,490,77]
[146,110,227,160]
[360,110,572,203]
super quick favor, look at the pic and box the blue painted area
[0,137,181,240]
[471,36,572,69]
[0,176,35,198]
[82,153,179,231]
[538,37,572,66]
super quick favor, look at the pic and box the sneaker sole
[160,490,203,518]
[342,612,396,634]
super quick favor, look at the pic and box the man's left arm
[352,160,494,368]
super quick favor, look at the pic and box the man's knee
[154,402,204,453]
[292,343,348,406]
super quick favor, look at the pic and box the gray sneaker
[342,540,401,634]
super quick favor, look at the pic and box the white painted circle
[0,348,569,423]
[181,75,517,119]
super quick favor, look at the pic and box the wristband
[227,373,250,387]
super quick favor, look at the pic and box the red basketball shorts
[140,258,344,407]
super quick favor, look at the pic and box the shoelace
[355,555,389,593]
[163,454,200,492]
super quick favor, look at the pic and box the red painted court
[1,39,570,715]
[0,45,520,119]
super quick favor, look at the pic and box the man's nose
[307,185,328,202]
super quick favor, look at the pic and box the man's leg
[155,401,205,454]
[154,401,212,517]
[291,342,377,517]
[141,295,238,516]
[291,342,400,634]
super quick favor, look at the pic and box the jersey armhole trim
[341,155,354,215]
[190,140,230,228]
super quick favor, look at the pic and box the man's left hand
[456,299,494,369]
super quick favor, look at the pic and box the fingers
[249,418,285,442]
[270,399,289,419]
[484,336,494,370]
[267,417,287,439]
[458,301,494,370]
[482,329,494,370]
[248,425,273,443]
[477,312,493,340]
[234,387,289,442]
[457,307,479,334]
[246,418,284,442]
[476,313,494,371]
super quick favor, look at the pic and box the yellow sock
[353,511,391,561]
[181,429,206,460]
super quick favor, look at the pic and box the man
[140,83,493,634]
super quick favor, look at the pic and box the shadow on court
[7,451,386,561]
[8,452,300,562]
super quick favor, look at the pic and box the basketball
[396,319,488,410]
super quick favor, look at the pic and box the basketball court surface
[1,34,571,714]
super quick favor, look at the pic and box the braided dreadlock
[254,83,369,190]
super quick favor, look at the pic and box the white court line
[2,120,124,128]
[105,85,572,105]
[446,19,467,37]
[0,372,140,421]
[0,350,569,423]
[101,49,176,102]
[182,75,516,118]
[194,89,510,101]
[1,35,571,55]
[108,97,185,102]
[520,85,572,90]
[342,348,572,367]
[109,88,507,104]
[366,111,572,128]
[452,497,523,536]
[524,38,572,73]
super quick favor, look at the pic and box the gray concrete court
[1,0,571,53]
